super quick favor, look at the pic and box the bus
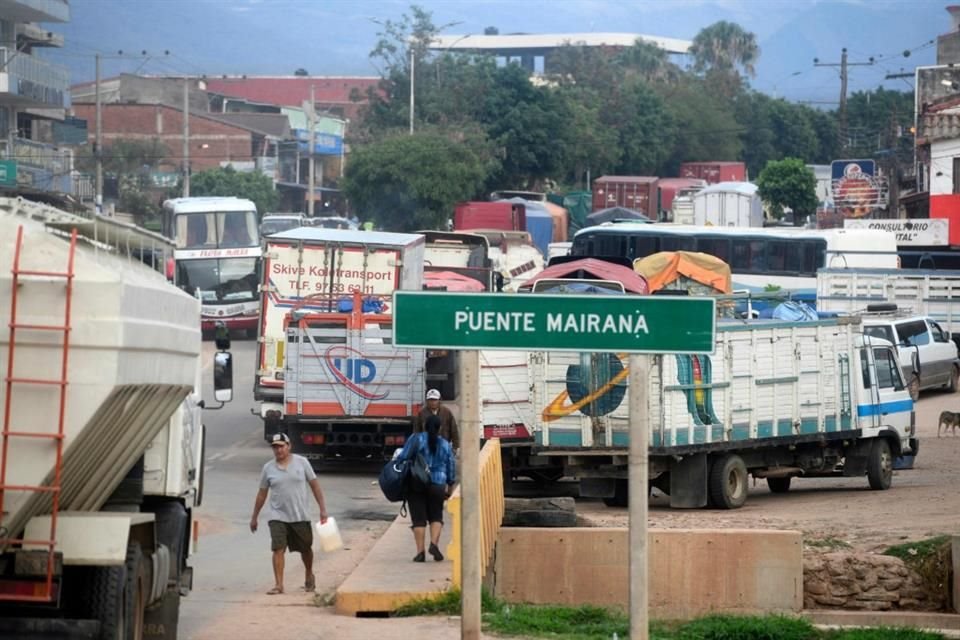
[162,196,261,333]
[570,223,899,293]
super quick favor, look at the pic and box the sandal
[304,575,316,592]
[267,586,283,595]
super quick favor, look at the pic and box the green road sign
[393,291,715,354]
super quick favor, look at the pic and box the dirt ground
[579,389,960,553]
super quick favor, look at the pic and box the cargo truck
[0,198,232,639]
[489,309,916,509]
[254,228,426,462]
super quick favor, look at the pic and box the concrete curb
[804,609,960,637]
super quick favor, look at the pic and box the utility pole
[94,53,102,213]
[308,84,315,217]
[814,48,874,154]
[182,76,190,197]
[409,47,415,135]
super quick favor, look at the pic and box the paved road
[179,338,399,638]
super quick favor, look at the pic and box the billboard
[831,159,887,218]
[843,219,949,246]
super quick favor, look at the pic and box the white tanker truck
[0,198,233,639]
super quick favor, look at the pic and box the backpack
[408,437,432,493]
[378,455,410,503]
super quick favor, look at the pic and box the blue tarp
[505,197,553,257]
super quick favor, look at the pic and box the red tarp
[520,258,649,294]
[423,270,487,292]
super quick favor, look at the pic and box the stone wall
[804,552,945,611]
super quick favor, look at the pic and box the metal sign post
[393,291,715,640]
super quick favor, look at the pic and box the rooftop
[429,32,691,55]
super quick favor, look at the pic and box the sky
[47,0,945,104]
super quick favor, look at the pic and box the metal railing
[446,438,505,588]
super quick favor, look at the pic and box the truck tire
[86,542,148,640]
[766,476,792,494]
[602,479,629,508]
[867,439,893,490]
[708,454,748,509]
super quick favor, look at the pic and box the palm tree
[618,39,681,85]
[689,21,759,78]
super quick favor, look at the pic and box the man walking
[414,388,460,452]
[250,433,328,595]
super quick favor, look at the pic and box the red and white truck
[255,228,426,462]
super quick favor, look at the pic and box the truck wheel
[602,479,629,508]
[708,454,748,509]
[908,375,921,402]
[766,476,792,494]
[87,542,148,640]
[867,439,893,490]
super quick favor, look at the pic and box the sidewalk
[335,513,454,615]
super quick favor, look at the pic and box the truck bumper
[286,420,412,462]
[200,316,257,332]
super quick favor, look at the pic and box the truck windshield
[176,258,259,303]
[261,218,302,236]
[176,211,259,249]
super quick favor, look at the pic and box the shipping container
[454,201,526,232]
[657,178,707,216]
[679,161,747,184]
[591,176,659,215]
[693,181,763,227]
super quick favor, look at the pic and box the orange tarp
[633,251,732,294]
[543,201,569,243]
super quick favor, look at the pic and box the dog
[938,410,960,437]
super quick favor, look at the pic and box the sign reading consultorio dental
[843,219,949,246]
[393,292,715,354]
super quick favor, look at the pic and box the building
[428,32,691,74]
[203,76,379,123]
[0,0,85,202]
[69,74,354,214]
[938,6,960,65]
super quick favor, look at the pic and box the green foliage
[825,628,945,640]
[392,588,501,616]
[690,21,760,78]
[676,614,815,640]
[189,166,279,216]
[343,130,497,231]
[485,603,629,639]
[883,536,952,563]
[756,157,818,221]
[883,535,953,605]
[656,79,741,175]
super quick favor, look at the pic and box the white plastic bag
[314,517,343,552]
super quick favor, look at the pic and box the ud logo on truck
[324,346,389,400]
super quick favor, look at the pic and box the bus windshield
[176,210,259,249]
[176,258,259,303]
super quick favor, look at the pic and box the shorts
[407,484,446,527]
[268,520,313,553]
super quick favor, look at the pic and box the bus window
[660,235,695,252]
[767,241,788,272]
[806,241,826,275]
[220,212,256,247]
[629,235,658,261]
[178,215,215,249]
[731,239,765,272]
[697,237,730,264]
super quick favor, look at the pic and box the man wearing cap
[250,433,329,595]
[414,389,460,452]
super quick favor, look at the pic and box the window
[766,241,788,273]
[860,348,871,388]
[697,237,731,263]
[873,348,903,390]
[931,321,950,343]
[895,320,930,346]
[731,238,766,272]
[863,325,895,344]
[629,235,659,260]
[660,235,696,252]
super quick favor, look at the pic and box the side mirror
[213,351,233,403]
[215,322,231,351]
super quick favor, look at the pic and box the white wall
[931,137,960,195]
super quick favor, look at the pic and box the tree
[294,68,309,76]
[343,131,498,231]
[756,157,818,223]
[189,166,279,216]
[690,21,759,77]
[75,137,171,224]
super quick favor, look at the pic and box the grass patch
[394,594,947,639]
[882,535,952,606]
[806,537,853,551]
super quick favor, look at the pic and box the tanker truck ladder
[0,225,76,603]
